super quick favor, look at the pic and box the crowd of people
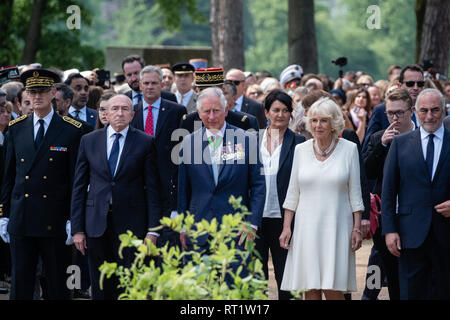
[0,55,449,301]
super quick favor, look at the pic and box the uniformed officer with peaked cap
[0,68,85,299]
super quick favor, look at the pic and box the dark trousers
[399,230,450,300]
[371,220,400,300]
[255,218,292,300]
[9,236,70,300]
[86,216,135,300]
[0,240,10,280]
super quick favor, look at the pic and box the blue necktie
[211,135,219,185]
[73,110,81,120]
[108,133,122,177]
[137,93,142,104]
[426,133,435,179]
[34,119,45,149]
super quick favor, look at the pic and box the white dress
[281,138,364,292]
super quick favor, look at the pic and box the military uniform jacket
[0,113,83,237]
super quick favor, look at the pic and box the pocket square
[50,146,68,152]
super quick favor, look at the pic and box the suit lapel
[99,127,110,178]
[432,128,450,183]
[278,129,293,171]
[155,99,169,138]
[114,126,136,178]
[241,96,249,113]
[28,113,65,173]
[132,102,144,131]
[217,124,235,187]
[18,116,36,173]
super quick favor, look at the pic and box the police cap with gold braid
[20,68,60,90]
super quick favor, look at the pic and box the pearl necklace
[314,138,335,157]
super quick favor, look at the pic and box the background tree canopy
[0,0,432,81]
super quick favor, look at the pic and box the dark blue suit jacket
[130,98,187,213]
[70,126,163,238]
[177,124,265,242]
[381,127,450,249]
[85,107,98,128]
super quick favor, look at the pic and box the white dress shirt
[420,124,444,180]
[176,89,194,107]
[260,130,282,218]
[233,94,244,112]
[33,108,54,138]
[106,125,129,176]
[68,105,87,122]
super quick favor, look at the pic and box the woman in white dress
[279,97,364,300]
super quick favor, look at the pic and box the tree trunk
[210,0,245,72]
[0,0,15,66]
[21,0,47,65]
[288,0,318,74]
[416,0,450,76]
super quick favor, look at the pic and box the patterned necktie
[426,133,435,179]
[210,135,219,185]
[145,106,154,136]
[108,133,122,177]
[73,110,81,120]
[34,119,45,149]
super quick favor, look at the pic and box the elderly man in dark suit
[177,87,265,254]
[130,65,187,249]
[71,94,162,300]
[0,69,85,300]
[226,68,266,128]
[382,88,450,300]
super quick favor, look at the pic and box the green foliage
[0,0,104,70]
[99,196,268,300]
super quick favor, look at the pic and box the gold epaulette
[183,114,187,120]
[9,115,27,126]
[63,116,82,128]
[241,115,247,122]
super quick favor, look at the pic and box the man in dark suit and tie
[177,87,265,254]
[130,65,187,249]
[0,69,85,300]
[363,88,416,300]
[64,73,98,127]
[122,55,177,104]
[362,64,424,154]
[71,94,163,300]
[382,88,450,300]
[225,68,266,128]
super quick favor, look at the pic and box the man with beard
[64,74,98,127]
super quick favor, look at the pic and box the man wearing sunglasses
[362,64,424,155]
[225,68,266,129]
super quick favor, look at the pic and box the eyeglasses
[225,79,244,86]
[385,109,411,118]
[403,81,425,88]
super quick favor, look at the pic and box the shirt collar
[143,97,161,110]
[420,124,444,141]
[33,108,54,126]
[107,124,129,139]
[235,94,244,108]
[132,90,142,98]
[69,105,86,115]
[205,122,227,138]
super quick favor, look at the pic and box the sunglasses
[404,81,425,88]
[225,79,244,86]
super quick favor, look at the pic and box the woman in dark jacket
[255,89,305,300]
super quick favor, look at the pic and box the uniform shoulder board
[183,114,187,120]
[241,115,247,122]
[9,115,27,126]
[63,116,82,128]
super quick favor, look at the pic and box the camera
[96,69,110,88]
[332,57,348,67]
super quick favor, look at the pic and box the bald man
[225,68,266,128]
[71,94,163,300]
